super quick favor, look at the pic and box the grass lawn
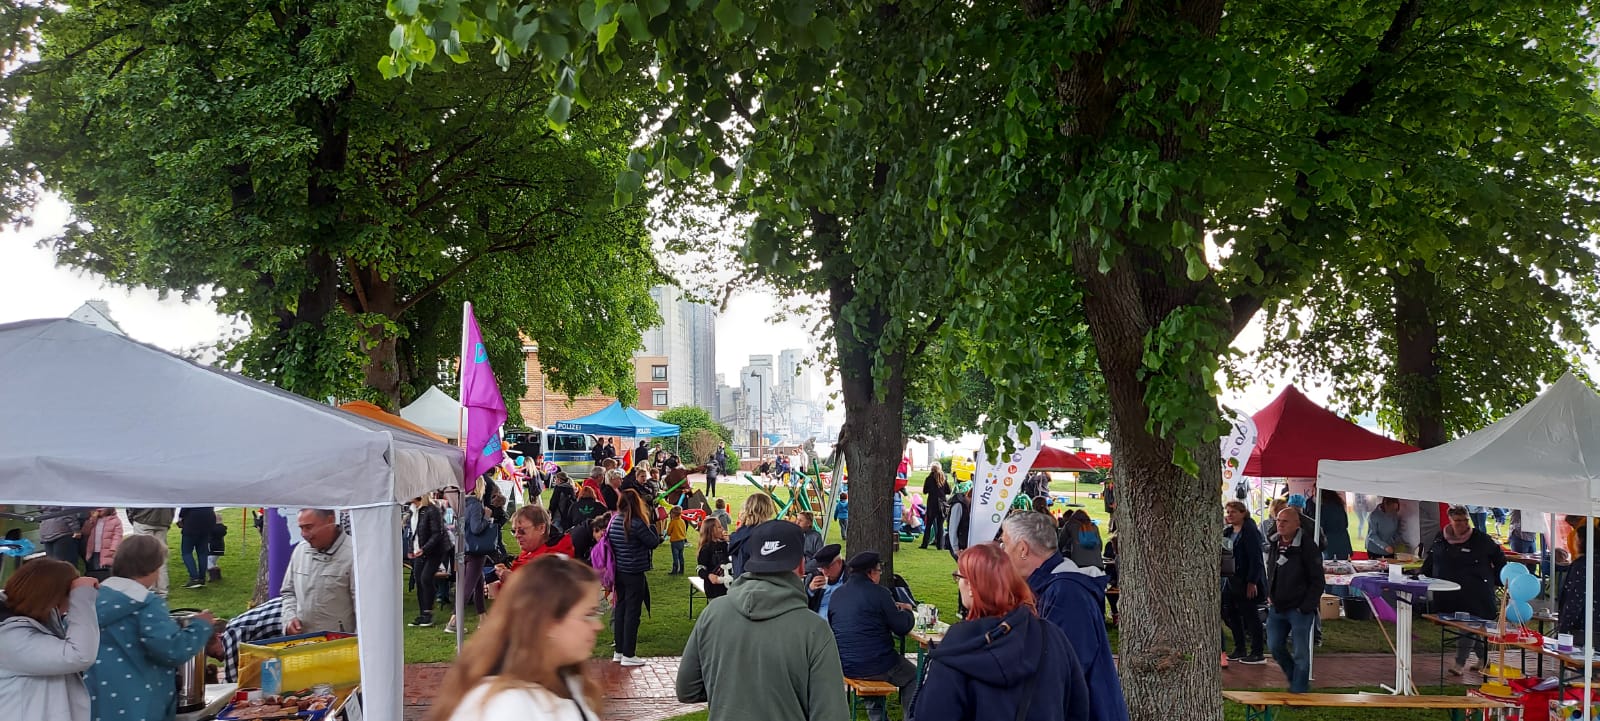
[165,471,1435,665]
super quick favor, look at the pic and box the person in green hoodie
[676,520,849,721]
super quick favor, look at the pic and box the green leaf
[546,94,573,128]
[1183,248,1208,281]
[810,16,837,48]
[597,20,619,50]
[617,4,649,40]
[1286,85,1308,109]
[377,54,400,79]
[783,0,815,25]
[714,0,745,34]
[642,0,670,18]
[538,31,571,59]
[389,24,406,52]
[616,169,644,195]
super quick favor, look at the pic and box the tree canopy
[0,0,663,412]
[364,0,1599,717]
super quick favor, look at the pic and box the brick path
[404,657,702,721]
[403,652,1437,720]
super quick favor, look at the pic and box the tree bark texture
[1393,262,1447,449]
[1076,246,1226,721]
[822,215,907,581]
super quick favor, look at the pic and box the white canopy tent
[401,385,462,440]
[0,319,464,721]
[1319,372,1600,709]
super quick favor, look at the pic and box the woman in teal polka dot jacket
[87,535,215,721]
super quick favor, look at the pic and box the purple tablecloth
[1349,575,1433,623]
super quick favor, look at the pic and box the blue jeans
[1266,607,1315,693]
[671,541,686,573]
[180,535,209,582]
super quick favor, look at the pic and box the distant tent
[553,401,681,437]
[1033,445,1096,472]
[401,386,461,440]
[1244,385,1416,478]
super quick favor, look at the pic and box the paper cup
[1388,564,1404,582]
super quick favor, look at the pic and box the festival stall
[1320,373,1600,712]
[0,318,464,721]
[400,385,463,440]
[554,400,681,438]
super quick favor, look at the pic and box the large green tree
[0,0,661,410]
[391,0,1600,717]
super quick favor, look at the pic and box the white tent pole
[1310,483,1321,681]
[1585,519,1593,721]
[350,504,404,721]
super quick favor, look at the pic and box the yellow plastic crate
[238,633,360,692]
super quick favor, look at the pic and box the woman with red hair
[910,544,1091,721]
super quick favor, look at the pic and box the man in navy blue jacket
[827,551,917,721]
[1002,512,1129,721]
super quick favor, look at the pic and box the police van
[504,428,599,476]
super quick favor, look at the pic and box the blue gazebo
[553,401,681,438]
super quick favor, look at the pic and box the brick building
[516,345,618,429]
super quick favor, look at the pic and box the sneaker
[1226,650,1248,662]
[409,615,434,627]
[1220,651,1229,668]
[1239,654,1268,665]
[184,579,204,589]
[619,656,647,667]
[613,652,623,662]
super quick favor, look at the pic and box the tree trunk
[350,269,407,409]
[251,541,271,606]
[1077,249,1225,721]
[822,219,906,580]
[1392,261,1446,448]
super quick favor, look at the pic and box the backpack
[591,515,617,590]
[462,496,498,556]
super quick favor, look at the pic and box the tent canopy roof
[1245,385,1416,478]
[554,401,680,437]
[1034,445,1095,472]
[1320,373,1600,515]
[400,385,460,439]
[0,318,463,508]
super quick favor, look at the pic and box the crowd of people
[0,502,362,721]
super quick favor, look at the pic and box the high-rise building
[777,348,813,402]
[636,285,717,413]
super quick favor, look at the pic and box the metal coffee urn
[169,609,208,712]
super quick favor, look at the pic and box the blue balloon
[1501,563,1531,585]
[1507,600,1534,625]
[1509,574,1541,603]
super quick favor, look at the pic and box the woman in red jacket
[489,506,575,600]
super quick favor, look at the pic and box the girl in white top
[428,556,604,721]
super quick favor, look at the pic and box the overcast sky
[3,192,1328,422]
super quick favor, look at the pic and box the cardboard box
[1319,594,1342,621]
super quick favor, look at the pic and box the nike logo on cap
[761,541,786,555]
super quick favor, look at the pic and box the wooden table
[907,626,947,684]
[1424,614,1597,696]
[1223,690,1511,721]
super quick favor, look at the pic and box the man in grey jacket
[678,521,849,721]
[281,509,357,634]
[125,507,175,597]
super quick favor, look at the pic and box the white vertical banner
[968,423,1045,548]
[1220,407,1257,496]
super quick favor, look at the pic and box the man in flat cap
[827,551,917,721]
[805,543,845,618]
[677,521,848,721]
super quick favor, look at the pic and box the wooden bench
[687,575,706,618]
[844,678,898,721]
[1223,691,1512,721]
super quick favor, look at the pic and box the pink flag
[460,302,507,492]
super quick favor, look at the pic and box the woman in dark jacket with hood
[1222,501,1266,663]
[1422,505,1506,675]
[912,543,1090,721]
